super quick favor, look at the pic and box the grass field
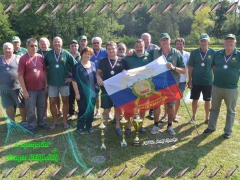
[0,89,240,180]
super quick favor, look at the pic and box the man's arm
[96,69,104,86]
[18,74,29,99]
[187,66,193,89]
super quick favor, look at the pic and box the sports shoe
[88,127,94,133]
[159,116,167,123]
[149,110,154,120]
[67,115,74,121]
[21,121,28,128]
[150,125,160,135]
[139,127,146,134]
[205,119,209,124]
[223,133,231,139]
[125,128,131,136]
[77,129,84,135]
[38,124,49,130]
[93,114,101,119]
[189,118,195,124]
[116,128,123,136]
[173,117,179,123]
[204,128,214,133]
[167,126,176,135]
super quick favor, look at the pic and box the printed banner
[104,56,182,117]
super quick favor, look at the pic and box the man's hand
[166,62,175,70]
[187,81,193,89]
[65,78,72,84]
[75,93,80,100]
[97,77,104,86]
[23,90,29,100]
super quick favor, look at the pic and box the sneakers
[204,128,215,133]
[88,127,94,133]
[205,119,209,124]
[21,121,28,128]
[125,128,131,136]
[173,117,179,123]
[93,114,101,119]
[63,123,69,129]
[67,115,74,121]
[167,126,176,135]
[189,118,195,124]
[77,129,84,135]
[150,125,160,135]
[139,127,146,134]
[159,116,167,123]
[38,124,49,130]
[149,110,154,120]
[116,128,123,136]
[223,133,231,139]
[50,123,58,129]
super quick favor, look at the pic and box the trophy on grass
[130,110,143,146]
[99,117,106,150]
[119,111,127,147]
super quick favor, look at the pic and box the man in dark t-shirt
[96,41,127,136]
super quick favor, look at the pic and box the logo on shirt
[231,57,237,62]
[143,57,148,61]
[61,57,64,61]
[208,55,211,59]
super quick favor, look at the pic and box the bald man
[44,37,77,129]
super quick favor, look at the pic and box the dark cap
[224,34,236,40]
[159,33,171,40]
[79,35,87,40]
[70,40,78,44]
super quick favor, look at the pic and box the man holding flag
[150,33,186,135]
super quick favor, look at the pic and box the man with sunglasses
[18,38,48,134]
[90,37,108,119]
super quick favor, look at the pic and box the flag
[104,56,182,117]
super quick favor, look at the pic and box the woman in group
[72,47,99,134]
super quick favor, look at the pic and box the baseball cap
[79,35,87,40]
[199,33,210,40]
[159,33,171,40]
[70,40,78,44]
[224,34,236,40]
[12,36,21,42]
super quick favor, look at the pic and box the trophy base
[133,142,141,147]
[120,142,127,147]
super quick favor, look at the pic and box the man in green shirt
[149,33,186,135]
[44,37,76,129]
[11,36,28,56]
[187,34,215,124]
[78,35,88,52]
[204,34,240,139]
[124,39,153,134]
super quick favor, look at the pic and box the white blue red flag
[104,56,182,117]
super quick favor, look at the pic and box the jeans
[25,88,46,130]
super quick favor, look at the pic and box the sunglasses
[93,42,100,44]
[30,45,38,48]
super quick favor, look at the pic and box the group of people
[0,32,239,139]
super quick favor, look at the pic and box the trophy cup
[99,118,106,150]
[119,111,127,147]
[130,113,143,146]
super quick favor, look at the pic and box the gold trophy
[119,111,127,147]
[130,113,143,146]
[99,118,106,150]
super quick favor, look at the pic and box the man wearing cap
[44,37,77,129]
[187,34,215,124]
[90,37,108,119]
[11,36,28,56]
[204,34,240,139]
[18,38,48,134]
[68,40,81,121]
[149,33,185,135]
[78,35,88,52]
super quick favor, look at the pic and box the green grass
[0,95,240,180]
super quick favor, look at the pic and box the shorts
[48,85,70,97]
[0,89,25,108]
[167,101,175,107]
[190,84,211,101]
[178,82,186,95]
[101,93,113,109]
